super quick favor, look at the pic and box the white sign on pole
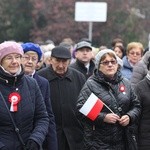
[75,2,107,22]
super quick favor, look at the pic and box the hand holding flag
[79,93,114,121]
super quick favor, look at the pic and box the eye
[15,55,21,59]
[23,56,30,59]
[6,57,12,60]
[32,57,38,61]
[111,60,117,65]
[100,60,117,66]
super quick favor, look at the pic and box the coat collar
[45,66,73,82]
[76,59,95,69]
[0,66,24,85]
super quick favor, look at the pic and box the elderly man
[38,46,86,150]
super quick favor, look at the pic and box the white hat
[116,56,123,67]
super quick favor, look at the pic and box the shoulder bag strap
[108,90,123,115]
[0,91,26,150]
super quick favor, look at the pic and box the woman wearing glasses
[121,42,144,80]
[76,49,141,150]
[0,41,49,150]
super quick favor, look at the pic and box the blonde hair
[126,42,144,55]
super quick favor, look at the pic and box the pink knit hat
[0,41,24,62]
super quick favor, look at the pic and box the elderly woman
[121,42,144,80]
[76,49,141,150]
[0,41,49,150]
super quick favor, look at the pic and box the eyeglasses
[3,55,21,62]
[129,52,141,56]
[22,55,38,62]
[100,60,117,66]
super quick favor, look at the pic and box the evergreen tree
[0,0,33,42]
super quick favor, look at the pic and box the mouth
[107,69,114,72]
[25,65,32,68]
[10,66,19,69]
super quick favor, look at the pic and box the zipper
[93,125,95,130]
[13,77,17,87]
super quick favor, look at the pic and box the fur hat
[0,41,23,63]
[95,49,118,68]
[21,42,42,61]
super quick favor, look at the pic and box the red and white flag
[79,93,104,121]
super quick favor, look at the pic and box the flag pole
[103,103,115,114]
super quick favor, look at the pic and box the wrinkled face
[99,54,118,78]
[127,48,142,64]
[75,47,93,64]
[1,53,22,75]
[21,51,38,75]
[50,57,70,76]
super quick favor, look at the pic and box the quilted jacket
[77,70,141,150]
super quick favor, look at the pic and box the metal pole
[149,34,150,50]
[88,22,93,42]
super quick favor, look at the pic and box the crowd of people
[0,37,149,150]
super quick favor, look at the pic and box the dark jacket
[33,73,58,150]
[131,51,150,87]
[38,66,86,150]
[134,74,150,150]
[0,67,49,150]
[69,59,95,80]
[76,70,141,150]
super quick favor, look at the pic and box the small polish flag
[79,93,104,121]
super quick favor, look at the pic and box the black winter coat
[38,66,86,150]
[69,59,95,80]
[76,70,141,150]
[134,74,150,150]
[34,73,57,150]
[0,67,49,150]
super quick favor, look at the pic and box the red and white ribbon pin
[8,92,21,112]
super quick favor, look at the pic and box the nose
[108,62,113,66]
[83,50,88,54]
[12,57,18,63]
[28,58,33,63]
[58,61,64,67]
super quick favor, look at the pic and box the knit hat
[21,42,42,61]
[51,46,71,59]
[0,41,24,63]
[95,49,118,68]
[116,56,123,67]
[146,71,150,80]
[76,41,92,51]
